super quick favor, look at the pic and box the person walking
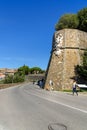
[49,80,53,91]
[72,80,78,96]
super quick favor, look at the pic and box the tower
[44,29,87,90]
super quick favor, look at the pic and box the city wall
[44,29,87,90]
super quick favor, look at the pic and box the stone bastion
[44,29,87,90]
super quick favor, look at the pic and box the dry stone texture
[44,29,87,90]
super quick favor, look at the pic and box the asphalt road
[0,83,87,130]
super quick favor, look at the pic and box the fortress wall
[44,29,87,90]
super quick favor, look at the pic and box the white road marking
[46,98,87,114]
[24,89,87,114]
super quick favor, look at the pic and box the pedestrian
[72,80,78,96]
[49,80,53,91]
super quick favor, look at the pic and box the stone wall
[44,29,87,90]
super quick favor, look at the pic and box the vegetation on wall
[55,14,79,30]
[77,8,87,32]
[55,7,87,32]
[55,7,87,83]
[75,50,87,80]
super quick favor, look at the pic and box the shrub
[55,14,79,31]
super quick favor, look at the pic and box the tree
[77,7,87,32]
[3,73,25,84]
[18,65,45,74]
[4,75,13,84]
[75,50,87,80]
[29,67,42,74]
[13,73,25,83]
[18,65,29,75]
[55,14,79,31]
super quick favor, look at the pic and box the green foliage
[29,67,42,74]
[77,7,87,32]
[55,14,79,31]
[75,50,87,79]
[18,65,45,74]
[13,73,25,83]
[55,7,87,32]
[4,75,13,84]
[83,50,87,66]
[3,65,45,84]
[75,65,87,78]
[3,74,25,84]
[18,65,29,75]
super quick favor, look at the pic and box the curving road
[0,83,87,130]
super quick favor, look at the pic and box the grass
[62,89,72,92]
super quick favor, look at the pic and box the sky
[0,0,87,70]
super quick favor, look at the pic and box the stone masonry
[44,29,87,90]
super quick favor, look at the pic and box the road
[0,83,87,130]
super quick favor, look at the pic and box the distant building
[0,68,18,77]
[0,73,5,80]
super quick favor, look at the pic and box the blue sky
[0,0,87,70]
